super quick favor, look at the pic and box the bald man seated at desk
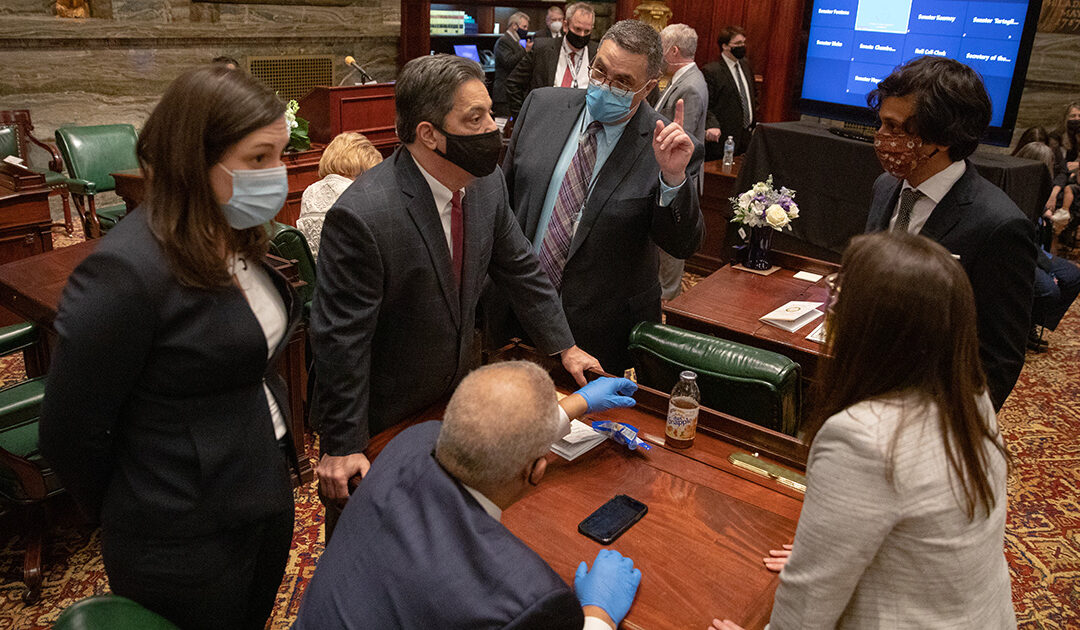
[293,362,642,630]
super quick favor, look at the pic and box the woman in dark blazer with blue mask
[40,65,301,630]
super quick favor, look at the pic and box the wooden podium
[297,84,397,156]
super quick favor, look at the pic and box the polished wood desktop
[664,252,839,398]
[363,344,806,630]
[0,240,314,483]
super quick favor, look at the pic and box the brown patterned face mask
[874,130,936,180]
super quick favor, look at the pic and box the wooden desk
[688,158,742,275]
[664,252,839,407]
[0,184,56,326]
[0,241,314,483]
[364,345,805,630]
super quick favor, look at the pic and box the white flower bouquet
[730,175,799,231]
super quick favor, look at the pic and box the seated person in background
[1055,102,1080,246]
[1012,127,1074,232]
[294,362,642,630]
[712,232,1015,630]
[296,132,382,259]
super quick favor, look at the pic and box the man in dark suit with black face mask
[505,2,597,118]
[310,54,600,537]
[701,25,756,158]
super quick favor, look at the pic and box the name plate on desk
[0,162,46,192]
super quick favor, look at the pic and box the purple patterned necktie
[539,120,604,290]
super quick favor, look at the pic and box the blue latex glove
[575,377,638,414]
[573,549,642,625]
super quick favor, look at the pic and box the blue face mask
[585,81,636,124]
[216,164,288,229]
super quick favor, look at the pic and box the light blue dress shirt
[532,105,684,249]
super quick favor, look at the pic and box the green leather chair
[267,221,316,319]
[0,109,74,234]
[54,595,180,630]
[628,322,802,436]
[54,124,139,238]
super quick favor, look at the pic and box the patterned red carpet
[0,232,1078,629]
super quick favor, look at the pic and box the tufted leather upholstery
[54,595,181,630]
[0,125,17,159]
[267,221,316,317]
[628,322,802,436]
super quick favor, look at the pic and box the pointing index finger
[674,98,685,128]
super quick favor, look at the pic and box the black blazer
[865,164,1037,409]
[310,147,573,456]
[40,211,300,537]
[493,32,527,112]
[505,37,598,118]
[293,422,584,630]
[502,88,704,370]
[702,56,757,155]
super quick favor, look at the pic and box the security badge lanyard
[566,44,586,89]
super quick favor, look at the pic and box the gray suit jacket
[502,88,704,370]
[657,63,709,193]
[310,147,574,455]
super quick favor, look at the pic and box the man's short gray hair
[507,11,529,31]
[660,23,698,60]
[395,54,484,144]
[436,361,561,489]
[600,19,664,79]
[565,2,595,24]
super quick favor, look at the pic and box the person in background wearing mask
[40,65,302,630]
[295,362,643,630]
[506,2,597,118]
[535,4,565,39]
[310,54,599,540]
[493,11,531,117]
[655,23,709,301]
[499,19,704,373]
[864,56,1035,411]
[702,25,755,158]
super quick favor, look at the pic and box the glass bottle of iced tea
[665,371,700,449]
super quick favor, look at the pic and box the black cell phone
[578,494,648,545]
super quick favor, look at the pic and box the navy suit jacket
[293,422,584,630]
[501,88,704,370]
[865,164,1036,410]
[310,147,573,455]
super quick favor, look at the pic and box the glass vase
[745,225,774,270]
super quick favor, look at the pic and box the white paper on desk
[760,301,824,332]
[805,321,827,344]
[2,155,27,168]
[551,419,607,461]
[793,271,823,282]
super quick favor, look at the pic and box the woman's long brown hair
[804,232,1009,519]
[136,65,284,289]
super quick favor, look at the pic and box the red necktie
[451,190,464,287]
[561,51,576,88]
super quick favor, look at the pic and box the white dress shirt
[890,160,967,234]
[553,38,591,89]
[230,255,289,440]
[413,154,464,256]
[723,54,754,126]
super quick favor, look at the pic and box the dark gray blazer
[40,210,299,537]
[865,164,1036,410]
[494,32,527,112]
[310,147,574,456]
[702,56,756,155]
[293,422,584,630]
[505,37,598,118]
[502,88,704,370]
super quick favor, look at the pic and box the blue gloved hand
[575,377,638,414]
[573,549,642,625]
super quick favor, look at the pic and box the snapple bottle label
[665,370,700,449]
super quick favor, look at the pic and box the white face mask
[550,20,563,33]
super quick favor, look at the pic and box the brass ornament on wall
[55,0,90,18]
[633,0,673,31]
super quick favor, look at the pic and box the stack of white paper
[760,301,824,333]
[550,419,607,461]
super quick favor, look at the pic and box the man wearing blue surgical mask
[497,19,704,373]
[310,54,599,540]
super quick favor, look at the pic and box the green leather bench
[628,321,802,436]
[54,595,180,630]
[54,124,139,238]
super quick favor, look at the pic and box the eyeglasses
[587,64,648,99]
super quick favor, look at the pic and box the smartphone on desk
[578,494,648,545]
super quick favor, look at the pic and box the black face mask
[434,125,503,177]
[516,27,529,39]
[566,30,590,50]
[1068,119,1080,135]
[730,45,747,59]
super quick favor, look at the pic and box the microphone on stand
[344,56,377,85]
